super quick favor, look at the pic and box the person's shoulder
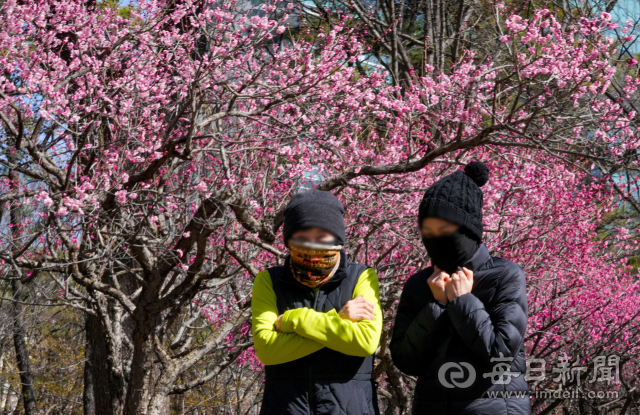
[410,266,435,280]
[402,267,434,291]
[489,256,526,285]
[347,260,373,276]
[265,264,285,275]
[252,269,276,301]
[490,256,524,274]
[396,267,435,309]
[255,265,284,285]
[347,259,370,268]
[254,269,271,284]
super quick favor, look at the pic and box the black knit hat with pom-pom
[418,161,490,241]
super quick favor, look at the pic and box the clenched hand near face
[427,266,451,304]
[445,267,473,302]
[428,266,474,304]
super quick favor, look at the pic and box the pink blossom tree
[1,0,639,414]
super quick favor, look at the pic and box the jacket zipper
[309,288,319,415]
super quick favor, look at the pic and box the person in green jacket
[251,188,383,415]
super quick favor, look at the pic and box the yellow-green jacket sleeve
[251,270,323,366]
[279,268,383,357]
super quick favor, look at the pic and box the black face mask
[421,228,480,274]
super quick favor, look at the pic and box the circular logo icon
[438,362,476,388]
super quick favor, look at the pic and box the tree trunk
[122,305,182,415]
[84,305,127,415]
[10,284,37,415]
[83,314,96,415]
[123,311,156,415]
[8,171,38,415]
[84,264,140,415]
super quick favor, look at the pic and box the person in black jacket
[390,161,531,415]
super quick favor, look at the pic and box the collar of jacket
[281,249,349,288]
[462,243,490,273]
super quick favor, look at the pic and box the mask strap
[288,239,343,251]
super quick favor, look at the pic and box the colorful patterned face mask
[287,239,343,288]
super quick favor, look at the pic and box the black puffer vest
[259,252,380,415]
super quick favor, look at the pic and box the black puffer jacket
[390,244,531,415]
[260,253,380,415]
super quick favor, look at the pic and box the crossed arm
[251,268,383,366]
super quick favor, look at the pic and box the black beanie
[417,161,489,241]
[283,188,346,245]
